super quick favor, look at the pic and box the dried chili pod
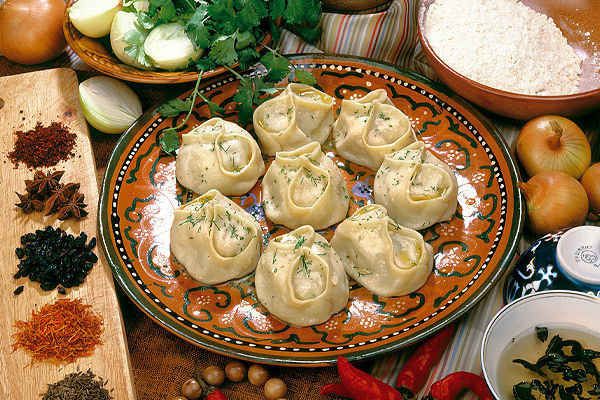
[396,324,457,397]
[429,372,493,400]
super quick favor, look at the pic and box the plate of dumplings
[100,55,524,366]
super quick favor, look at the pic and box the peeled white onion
[143,22,202,70]
[79,76,142,134]
[110,11,148,69]
[69,0,121,38]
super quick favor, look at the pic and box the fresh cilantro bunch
[150,0,323,154]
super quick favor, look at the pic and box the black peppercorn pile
[14,226,98,292]
[43,370,112,400]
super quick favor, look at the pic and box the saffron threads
[12,298,103,363]
[43,370,112,400]
[8,122,77,168]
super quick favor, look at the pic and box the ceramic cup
[481,290,600,399]
[504,226,600,303]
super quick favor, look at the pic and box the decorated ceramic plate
[100,55,524,366]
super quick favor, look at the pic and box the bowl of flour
[418,0,600,119]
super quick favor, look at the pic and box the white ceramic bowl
[481,290,600,399]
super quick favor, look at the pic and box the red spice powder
[12,298,104,363]
[8,122,77,168]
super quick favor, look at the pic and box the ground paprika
[8,122,77,168]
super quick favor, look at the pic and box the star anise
[15,192,45,213]
[24,170,64,196]
[44,183,80,216]
[56,191,88,220]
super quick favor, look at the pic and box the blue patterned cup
[503,226,600,304]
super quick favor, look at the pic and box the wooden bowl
[63,7,271,84]
[418,0,600,120]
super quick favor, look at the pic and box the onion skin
[0,0,66,65]
[581,163,600,215]
[516,116,591,179]
[519,171,589,236]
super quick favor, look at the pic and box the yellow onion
[581,163,600,217]
[519,171,589,235]
[0,0,66,65]
[79,76,142,134]
[68,0,121,38]
[516,115,591,179]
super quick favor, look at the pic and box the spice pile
[12,298,103,363]
[43,370,112,400]
[14,226,98,292]
[8,122,77,168]
[15,170,88,220]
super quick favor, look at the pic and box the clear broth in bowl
[497,325,600,399]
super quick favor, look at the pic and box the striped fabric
[279,0,433,77]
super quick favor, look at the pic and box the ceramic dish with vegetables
[99,54,524,366]
[63,0,322,83]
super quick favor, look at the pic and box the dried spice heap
[43,370,112,400]
[14,226,98,292]
[15,170,88,220]
[12,298,103,363]
[8,122,77,168]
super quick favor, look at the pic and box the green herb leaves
[512,330,600,400]
[270,0,322,43]
[156,98,192,117]
[185,4,210,49]
[260,52,290,82]
[209,35,239,66]
[294,69,317,85]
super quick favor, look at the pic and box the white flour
[425,0,582,96]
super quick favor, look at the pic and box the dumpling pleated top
[333,89,416,170]
[253,83,334,155]
[170,190,262,285]
[176,118,265,196]
[374,141,458,230]
[262,141,350,230]
[255,225,349,327]
[332,204,433,297]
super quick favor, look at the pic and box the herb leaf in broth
[537,326,549,342]
[512,332,600,399]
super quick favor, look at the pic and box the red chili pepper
[326,356,403,400]
[429,372,493,400]
[206,388,228,400]
[320,383,353,398]
[396,324,457,397]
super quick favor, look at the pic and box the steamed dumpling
[170,190,262,284]
[333,89,416,170]
[253,83,334,155]
[374,141,458,230]
[255,225,349,326]
[331,204,433,297]
[262,141,349,230]
[176,118,265,196]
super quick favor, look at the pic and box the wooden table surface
[1,51,598,400]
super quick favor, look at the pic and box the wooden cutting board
[0,68,136,399]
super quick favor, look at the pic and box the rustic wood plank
[0,68,136,399]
